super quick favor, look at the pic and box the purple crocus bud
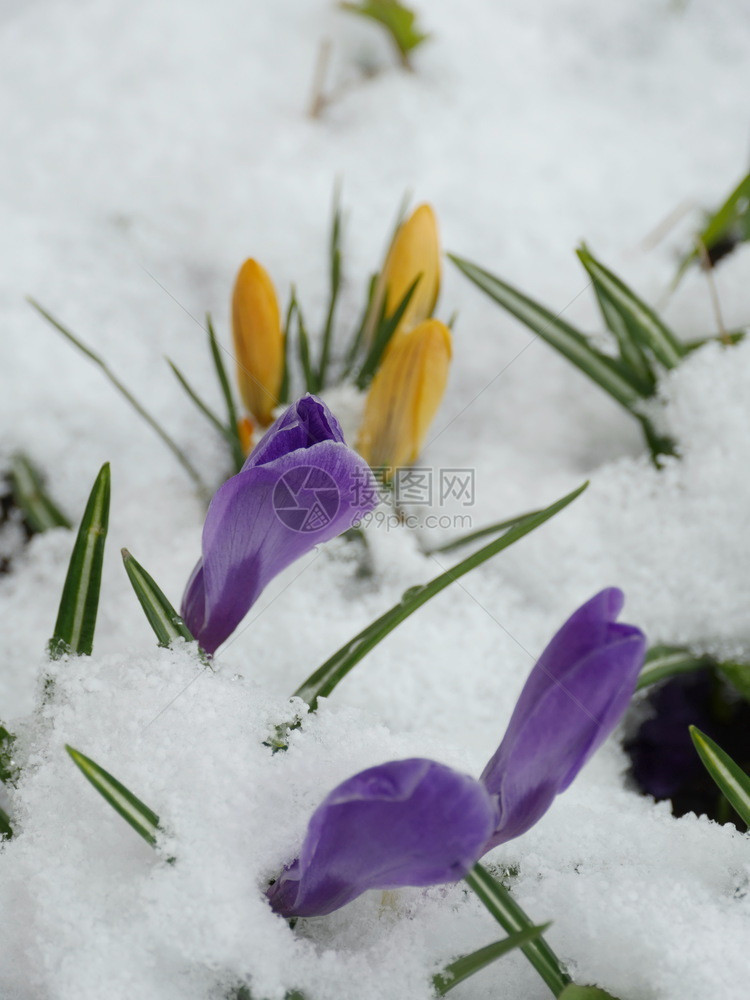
[181,394,377,655]
[267,590,645,919]
[480,587,646,849]
[267,758,499,918]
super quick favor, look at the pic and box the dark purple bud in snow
[268,590,645,918]
[480,588,646,849]
[181,395,377,655]
[266,758,499,918]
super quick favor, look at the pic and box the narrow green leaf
[294,482,587,710]
[340,0,430,65]
[317,183,344,388]
[676,172,750,284]
[575,247,656,392]
[279,291,296,403]
[690,726,750,827]
[715,659,750,703]
[28,299,210,500]
[423,505,548,556]
[464,864,570,997]
[66,745,160,847]
[448,254,644,410]
[48,463,110,659]
[558,987,619,1000]
[576,245,684,370]
[0,724,17,785]
[206,314,245,473]
[684,328,746,352]
[355,274,420,389]
[296,305,317,393]
[433,924,550,995]
[636,644,713,691]
[0,805,11,840]
[168,359,230,438]
[9,453,71,533]
[340,272,378,380]
[121,549,196,649]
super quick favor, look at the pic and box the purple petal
[245,394,345,469]
[480,589,646,849]
[181,396,376,654]
[267,759,498,918]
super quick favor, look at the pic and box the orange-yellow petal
[231,259,284,426]
[370,204,441,341]
[357,319,452,472]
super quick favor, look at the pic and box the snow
[2,0,750,997]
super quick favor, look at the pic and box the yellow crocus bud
[357,318,452,472]
[371,204,441,340]
[231,259,284,426]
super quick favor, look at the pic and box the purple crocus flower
[267,589,646,918]
[181,394,377,655]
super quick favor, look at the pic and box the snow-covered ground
[2,1,750,997]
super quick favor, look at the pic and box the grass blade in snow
[636,645,713,691]
[294,481,587,710]
[424,504,547,555]
[0,806,11,840]
[206,314,246,472]
[356,276,419,388]
[10,453,71,532]
[689,726,750,827]
[576,245,684,370]
[48,463,110,659]
[121,548,196,649]
[0,724,16,784]
[317,184,343,388]
[66,746,160,847]
[28,299,210,499]
[433,923,549,995]
[464,863,570,997]
[448,254,642,410]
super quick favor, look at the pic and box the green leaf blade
[340,1,430,63]
[636,645,713,691]
[576,245,684,370]
[10,453,71,533]
[690,726,750,827]
[464,864,570,997]
[448,253,643,410]
[121,549,196,649]
[66,745,160,847]
[433,923,550,995]
[206,314,246,472]
[48,463,111,659]
[294,482,587,710]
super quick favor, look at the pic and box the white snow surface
[2,0,750,998]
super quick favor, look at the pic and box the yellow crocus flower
[371,204,441,341]
[231,259,284,426]
[357,318,452,472]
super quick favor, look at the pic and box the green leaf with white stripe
[66,745,160,846]
[295,481,587,712]
[636,645,713,690]
[464,864,570,997]
[448,253,644,411]
[48,463,110,659]
[576,245,684,370]
[433,924,550,995]
[690,726,750,827]
[575,246,656,393]
[121,548,196,649]
[10,453,71,533]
